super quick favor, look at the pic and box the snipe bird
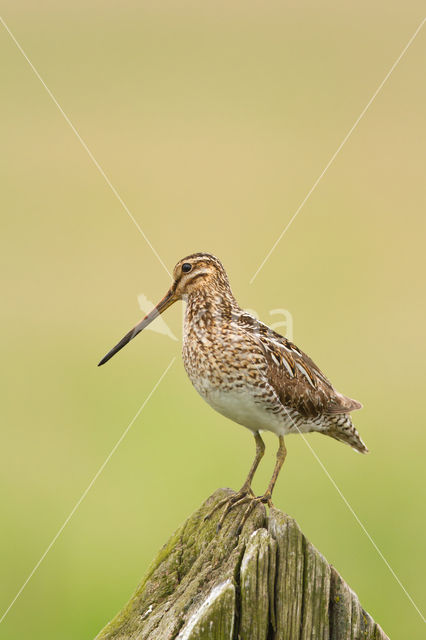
[99,253,368,531]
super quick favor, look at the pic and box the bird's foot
[235,491,274,536]
[204,486,255,532]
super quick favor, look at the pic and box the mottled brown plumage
[99,252,368,530]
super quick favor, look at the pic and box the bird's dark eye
[182,263,192,273]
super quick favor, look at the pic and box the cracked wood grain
[95,489,389,640]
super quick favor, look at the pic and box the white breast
[197,382,291,436]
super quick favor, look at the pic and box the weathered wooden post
[95,489,389,640]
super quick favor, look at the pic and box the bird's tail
[326,414,369,454]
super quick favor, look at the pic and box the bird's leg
[236,436,287,534]
[260,435,287,506]
[204,432,265,529]
[238,431,265,494]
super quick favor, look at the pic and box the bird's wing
[237,314,361,419]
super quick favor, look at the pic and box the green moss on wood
[95,489,389,640]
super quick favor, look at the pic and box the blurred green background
[1,2,425,638]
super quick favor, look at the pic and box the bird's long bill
[98,287,176,366]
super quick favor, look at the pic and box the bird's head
[98,252,229,366]
[172,252,230,296]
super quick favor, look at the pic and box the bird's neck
[184,286,240,327]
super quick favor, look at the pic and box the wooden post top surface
[95,488,389,640]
